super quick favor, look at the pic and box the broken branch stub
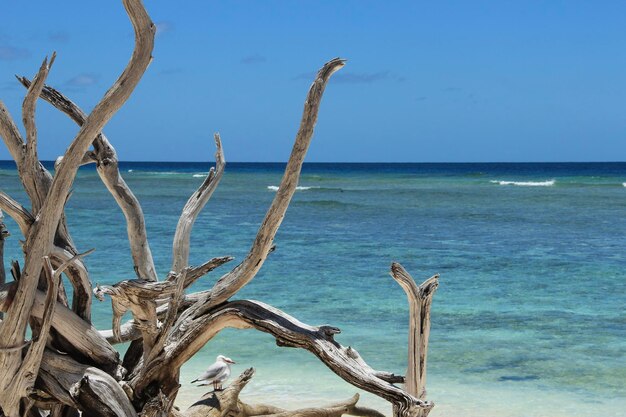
[390,263,439,411]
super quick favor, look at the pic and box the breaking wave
[490,179,555,187]
[267,185,320,191]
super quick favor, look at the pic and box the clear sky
[1,1,625,162]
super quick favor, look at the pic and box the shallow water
[1,161,624,416]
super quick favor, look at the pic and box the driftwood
[0,1,440,416]
[181,369,386,417]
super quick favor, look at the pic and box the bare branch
[0,282,119,369]
[16,75,158,281]
[0,210,7,320]
[0,0,155,369]
[94,279,176,361]
[172,133,225,274]
[0,191,34,236]
[0,257,59,416]
[38,349,135,417]
[0,101,25,162]
[148,269,187,363]
[18,258,59,382]
[22,53,56,178]
[390,263,439,402]
[158,300,431,417]
[191,58,345,316]
[181,255,234,288]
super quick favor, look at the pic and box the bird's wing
[196,362,227,382]
[214,366,231,382]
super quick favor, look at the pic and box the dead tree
[0,1,440,416]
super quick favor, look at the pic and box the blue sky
[1,1,625,162]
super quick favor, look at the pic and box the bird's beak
[227,359,236,364]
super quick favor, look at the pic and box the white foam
[127,169,133,172]
[192,174,207,178]
[490,179,555,187]
[623,182,626,187]
[267,185,317,191]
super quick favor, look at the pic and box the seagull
[191,355,236,390]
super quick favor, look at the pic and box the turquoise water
[1,162,625,416]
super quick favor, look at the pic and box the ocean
[0,161,624,417]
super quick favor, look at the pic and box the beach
[1,161,624,417]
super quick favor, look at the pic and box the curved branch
[38,349,135,417]
[16,75,158,281]
[389,263,439,401]
[142,300,431,417]
[0,282,119,369]
[0,257,59,415]
[0,0,155,358]
[172,133,225,273]
[0,191,34,236]
[101,256,235,344]
[0,101,25,162]
[21,54,56,214]
[191,58,345,317]
[0,211,7,316]
[49,246,92,316]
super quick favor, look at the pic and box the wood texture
[0,2,442,414]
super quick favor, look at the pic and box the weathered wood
[0,191,93,319]
[94,279,176,361]
[0,191,34,236]
[189,58,345,318]
[0,2,445,414]
[183,369,385,417]
[144,300,431,417]
[389,263,438,405]
[0,282,120,368]
[1,81,90,322]
[0,257,59,416]
[0,4,154,411]
[172,134,225,274]
[38,349,135,417]
[16,75,158,282]
[0,210,8,319]
[99,255,234,345]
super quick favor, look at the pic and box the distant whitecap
[490,179,555,187]
[193,174,207,178]
[267,185,318,191]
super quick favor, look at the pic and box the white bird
[191,355,236,390]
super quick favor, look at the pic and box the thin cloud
[1,81,20,92]
[159,68,183,75]
[240,54,266,65]
[294,70,404,85]
[49,31,70,43]
[333,71,390,84]
[65,73,99,88]
[155,21,174,36]
[0,45,30,61]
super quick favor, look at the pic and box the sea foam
[267,185,318,191]
[490,179,555,187]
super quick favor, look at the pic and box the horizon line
[1,160,625,164]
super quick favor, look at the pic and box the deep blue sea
[1,161,624,416]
